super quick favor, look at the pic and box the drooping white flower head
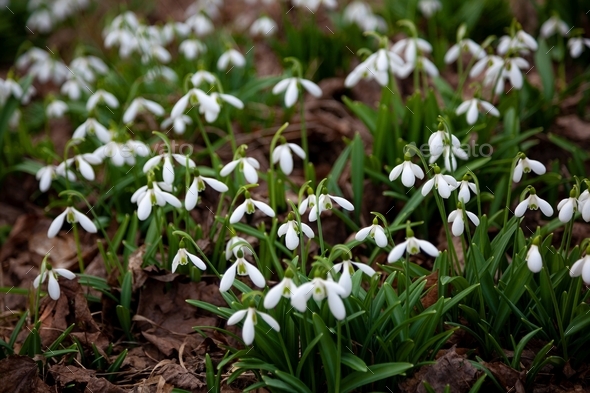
[130,180,182,221]
[293,0,336,12]
[46,100,68,119]
[457,176,478,203]
[179,39,207,59]
[48,206,98,238]
[417,0,441,18]
[497,30,538,55]
[526,240,543,273]
[513,153,546,182]
[272,141,306,175]
[514,187,553,218]
[390,37,434,78]
[36,164,58,192]
[444,38,484,64]
[579,189,590,222]
[202,92,244,123]
[332,260,376,297]
[455,98,499,125]
[225,235,253,261]
[557,188,579,223]
[143,153,196,185]
[540,15,570,38]
[185,169,228,210]
[387,226,439,262]
[217,48,246,71]
[250,16,277,37]
[171,88,220,121]
[298,187,317,216]
[94,140,150,167]
[344,48,405,87]
[428,128,468,172]
[447,203,480,236]
[0,78,23,105]
[309,189,354,222]
[230,191,275,224]
[290,276,348,320]
[484,57,530,94]
[172,246,206,272]
[86,89,119,112]
[70,55,108,83]
[355,217,388,248]
[568,37,590,58]
[227,306,280,345]
[469,54,503,80]
[220,149,260,184]
[73,118,112,144]
[570,251,590,284]
[272,77,322,108]
[421,165,458,199]
[185,12,214,37]
[57,153,103,182]
[219,251,266,292]
[264,271,297,309]
[161,112,193,134]
[123,97,165,123]
[278,213,315,250]
[61,76,86,100]
[190,70,216,88]
[389,155,425,188]
[33,263,76,300]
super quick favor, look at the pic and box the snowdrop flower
[140,43,171,64]
[227,306,279,345]
[225,236,253,261]
[387,227,439,262]
[131,180,182,221]
[455,98,499,125]
[190,70,216,88]
[278,213,314,250]
[217,48,246,71]
[486,57,529,94]
[389,155,425,187]
[73,118,111,143]
[86,89,119,111]
[343,2,386,32]
[70,56,108,82]
[143,153,196,185]
[185,169,228,210]
[46,100,68,119]
[293,0,336,12]
[123,97,165,123]
[272,77,322,108]
[201,92,243,123]
[179,39,207,59]
[220,251,266,292]
[570,248,590,284]
[540,15,570,38]
[61,76,86,100]
[171,88,220,121]
[428,128,468,172]
[355,217,388,247]
[579,189,590,222]
[568,37,590,58]
[344,48,405,87]
[444,39,484,64]
[273,141,306,175]
[36,165,58,192]
[309,189,354,222]
[514,187,553,218]
[457,176,478,203]
[264,271,297,309]
[418,0,441,18]
[0,78,23,104]
[27,9,53,33]
[470,54,503,79]
[447,202,480,236]
[48,206,97,238]
[185,12,214,36]
[146,66,178,82]
[512,153,546,182]
[291,276,347,320]
[391,37,433,74]
[250,16,277,37]
[298,187,317,215]
[57,154,103,181]
[33,264,76,300]
[557,188,578,223]
[161,114,192,134]
[172,244,206,272]
[28,55,68,85]
[16,47,50,71]
[333,260,376,297]
[498,30,538,55]
[220,149,260,184]
[94,140,149,167]
[230,191,275,224]
[421,165,458,199]
[526,238,543,273]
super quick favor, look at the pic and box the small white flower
[123,97,165,123]
[278,215,314,250]
[86,89,119,111]
[46,100,68,119]
[185,170,228,210]
[293,0,336,12]
[220,155,260,184]
[227,306,279,345]
[172,247,206,272]
[264,275,297,309]
[250,16,277,37]
[343,2,386,31]
[418,0,441,18]
[389,158,425,187]
[272,77,322,108]
[540,15,570,39]
[447,204,480,236]
[568,37,590,58]
[217,49,246,71]
[230,193,275,224]
[457,178,478,203]
[570,254,590,284]
[332,260,376,297]
[94,140,149,167]
[513,155,546,182]
[428,130,468,172]
[272,142,306,175]
[309,192,354,222]
[58,153,103,181]
[61,76,86,100]
[421,168,458,199]
[444,39,484,64]
[526,243,543,273]
[225,236,253,261]
[0,78,23,105]
[220,253,266,292]
[557,193,578,223]
[70,55,108,83]
[497,30,538,55]
[514,188,553,218]
[33,265,76,300]
[298,190,317,215]
[579,190,590,222]
[390,37,433,77]
[355,219,388,248]
[145,66,178,82]
[48,206,98,238]
[179,39,207,60]
[290,277,347,320]
[190,70,216,87]
[36,164,58,192]
[455,98,499,125]
[387,233,439,262]
[143,153,196,185]
[171,88,220,121]
[344,48,405,87]
[130,181,182,221]
[73,118,112,144]
[486,57,529,94]
[470,54,503,79]
[201,92,243,123]
[185,12,214,36]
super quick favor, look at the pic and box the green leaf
[342,96,377,133]
[534,39,554,101]
[107,349,128,381]
[340,362,413,393]
[351,132,364,221]
[341,352,367,372]
[312,313,337,392]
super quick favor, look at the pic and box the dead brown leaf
[50,363,125,393]
[0,355,52,393]
[483,361,525,391]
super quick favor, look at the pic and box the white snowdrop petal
[230,203,248,224]
[355,226,372,242]
[570,259,585,277]
[417,239,439,257]
[219,264,238,292]
[374,227,388,248]
[515,200,529,217]
[48,210,68,238]
[330,196,354,211]
[241,314,255,345]
[242,162,259,184]
[451,216,464,236]
[258,311,280,332]
[582,261,590,285]
[137,194,153,220]
[227,309,248,325]
[299,79,322,97]
[187,252,206,270]
[264,282,286,309]
[48,273,61,300]
[253,200,275,217]
[202,177,228,192]
[220,160,239,177]
[73,209,97,233]
[387,242,407,262]
[285,224,299,250]
[284,79,299,108]
[327,291,346,320]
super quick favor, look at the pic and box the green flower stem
[299,93,310,181]
[335,321,342,393]
[543,267,568,360]
[503,155,521,227]
[72,224,85,273]
[157,207,166,267]
[34,255,49,324]
[225,112,237,154]
[195,116,218,168]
